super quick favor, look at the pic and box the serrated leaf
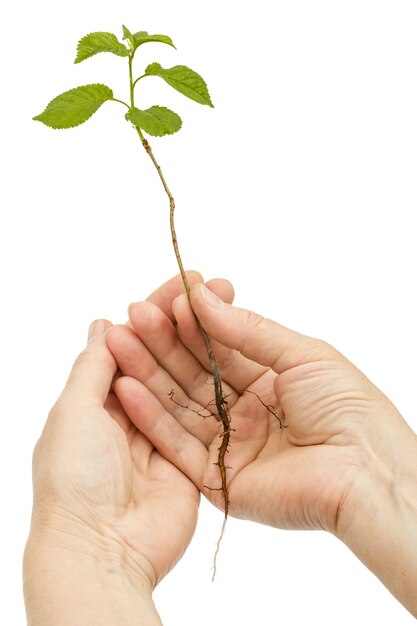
[74,32,129,63]
[144,63,213,107]
[33,84,113,129]
[126,105,182,137]
[133,32,176,50]
[122,24,135,47]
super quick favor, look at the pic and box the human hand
[107,280,417,615]
[108,280,405,532]
[107,287,386,531]
[24,274,216,626]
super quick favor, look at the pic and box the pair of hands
[26,271,417,606]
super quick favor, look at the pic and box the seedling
[34,25,232,574]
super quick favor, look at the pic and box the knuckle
[309,337,339,359]
[32,436,43,467]
[238,309,266,355]
[244,308,265,332]
[72,348,91,370]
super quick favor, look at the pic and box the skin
[24,272,417,620]
[107,279,417,617]
[23,272,234,626]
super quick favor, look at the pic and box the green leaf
[122,25,135,48]
[126,105,182,137]
[33,84,114,129]
[144,63,213,107]
[74,32,129,63]
[134,31,148,40]
[133,32,176,50]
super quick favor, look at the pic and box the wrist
[24,516,162,626]
[28,504,156,588]
[335,421,417,617]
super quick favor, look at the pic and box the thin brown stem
[139,136,232,526]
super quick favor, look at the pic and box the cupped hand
[30,273,225,589]
[107,281,414,536]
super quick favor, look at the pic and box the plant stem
[111,98,130,109]
[139,135,232,521]
[133,74,147,89]
[129,56,135,108]
[129,54,145,142]
[128,52,230,573]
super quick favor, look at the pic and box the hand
[108,281,401,531]
[107,280,417,616]
[24,273,217,626]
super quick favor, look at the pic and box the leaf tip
[74,36,86,64]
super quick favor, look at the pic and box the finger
[203,278,235,306]
[114,376,208,488]
[123,272,233,332]
[173,293,269,392]
[62,320,117,406]
[106,324,223,446]
[104,391,135,437]
[145,271,204,322]
[121,271,204,330]
[190,284,338,374]
[145,271,235,323]
[127,299,238,408]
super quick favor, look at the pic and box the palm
[217,364,358,531]
[108,292,367,535]
[45,388,198,586]
[106,392,199,582]
[211,351,370,530]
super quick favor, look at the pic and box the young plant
[33,25,232,573]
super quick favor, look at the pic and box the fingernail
[88,319,106,342]
[199,284,224,309]
[128,302,137,317]
[172,294,180,310]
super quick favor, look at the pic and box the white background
[1,0,417,623]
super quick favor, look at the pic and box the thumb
[62,319,117,405]
[190,284,335,374]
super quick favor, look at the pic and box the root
[245,389,287,429]
[212,516,227,582]
[168,389,218,419]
